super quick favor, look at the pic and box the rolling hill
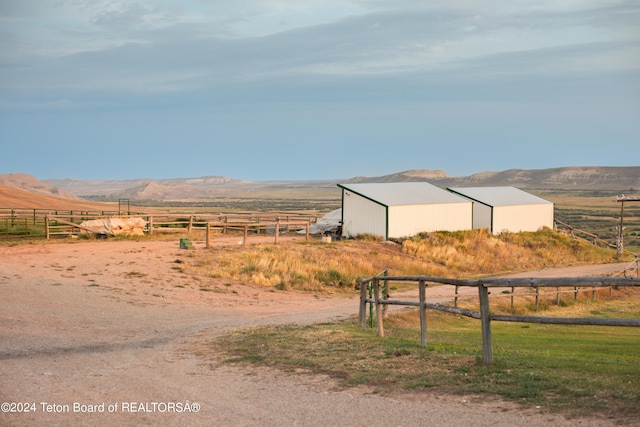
[0,185,118,210]
[1,166,639,207]
[0,173,80,200]
[43,166,640,202]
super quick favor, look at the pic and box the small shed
[338,182,472,240]
[447,186,554,234]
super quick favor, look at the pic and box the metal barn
[338,182,472,240]
[447,186,554,234]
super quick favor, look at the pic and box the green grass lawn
[210,296,640,422]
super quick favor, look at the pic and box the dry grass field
[1,182,638,426]
[184,228,621,293]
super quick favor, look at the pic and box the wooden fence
[0,209,135,239]
[554,219,616,249]
[554,219,639,259]
[45,214,313,242]
[0,209,317,240]
[146,213,316,236]
[452,257,639,309]
[204,219,311,247]
[359,274,640,365]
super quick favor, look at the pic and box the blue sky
[1,0,638,181]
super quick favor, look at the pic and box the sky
[0,0,638,181]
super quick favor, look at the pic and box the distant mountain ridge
[1,166,638,204]
[43,175,338,201]
[347,169,450,183]
[347,167,640,191]
[453,166,640,189]
[43,175,241,197]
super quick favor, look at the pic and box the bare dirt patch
[0,237,624,426]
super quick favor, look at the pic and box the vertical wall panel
[341,190,387,238]
[492,204,554,233]
[387,203,472,238]
[472,203,492,230]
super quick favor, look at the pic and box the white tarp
[79,217,147,236]
[299,209,342,235]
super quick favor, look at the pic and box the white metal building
[338,182,472,240]
[447,186,554,234]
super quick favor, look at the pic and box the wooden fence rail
[147,214,315,236]
[554,219,616,249]
[359,275,640,365]
[1,208,317,240]
[45,216,111,238]
[204,220,310,247]
[0,210,125,239]
[43,215,312,243]
[554,219,638,259]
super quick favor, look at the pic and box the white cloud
[0,0,638,107]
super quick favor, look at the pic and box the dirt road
[0,238,625,426]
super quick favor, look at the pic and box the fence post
[45,216,50,240]
[510,286,515,311]
[206,223,210,249]
[373,278,384,337]
[188,216,193,234]
[419,280,427,348]
[454,285,459,308]
[274,219,280,244]
[243,225,248,246]
[478,283,493,365]
[305,223,310,241]
[381,269,389,318]
[359,280,368,331]
[148,216,154,235]
[535,287,540,311]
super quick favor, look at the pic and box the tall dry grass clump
[187,228,617,292]
[235,244,359,290]
[189,241,437,292]
[401,228,615,277]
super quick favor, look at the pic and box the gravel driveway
[0,238,624,426]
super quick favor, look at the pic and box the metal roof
[447,186,552,207]
[338,182,469,207]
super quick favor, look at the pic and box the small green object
[180,238,193,249]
